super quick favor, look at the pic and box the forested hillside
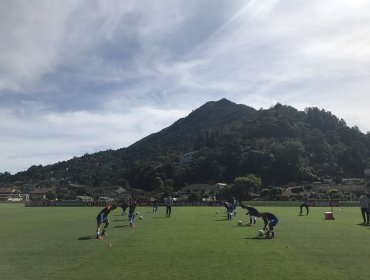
[2,98,370,191]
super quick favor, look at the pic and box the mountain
[129,98,257,154]
[2,99,370,193]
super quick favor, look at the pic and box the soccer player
[231,198,237,216]
[299,195,310,216]
[359,193,369,224]
[152,198,159,213]
[259,211,278,239]
[128,198,137,227]
[164,195,173,217]
[120,200,128,216]
[96,203,116,240]
[241,204,259,225]
[222,201,233,220]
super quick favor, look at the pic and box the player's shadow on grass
[357,223,370,227]
[244,237,269,240]
[113,219,126,222]
[78,236,95,241]
[215,218,230,221]
[114,225,130,228]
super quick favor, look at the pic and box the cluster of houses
[0,183,229,203]
[1,177,369,204]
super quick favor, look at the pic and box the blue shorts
[129,211,135,221]
[269,218,278,227]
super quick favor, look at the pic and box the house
[215,183,229,190]
[100,186,149,202]
[0,187,21,201]
[98,197,115,202]
[279,187,311,201]
[76,196,93,202]
[99,186,128,201]
[124,187,150,202]
[341,178,365,185]
[179,184,217,201]
[29,187,56,200]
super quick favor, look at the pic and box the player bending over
[96,204,117,240]
[128,198,137,228]
[299,195,310,216]
[241,204,260,225]
[222,201,233,220]
[259,211,278,239]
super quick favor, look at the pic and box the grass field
[1,204,369,280]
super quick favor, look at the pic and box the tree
[155,176,174,196]
[260,188,271,200]
[155,176,164,190]
[231,174,261,200]
[187,193,202,202]
[0,172,12,182]
[270,187,283,200]
[291,186,304,195]
[327,189,342,199]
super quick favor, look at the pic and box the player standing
[231,198,237,216]
[164,195,173,218]
[152,198,159,213]
[128,198,137,227]
[359,193,369,224]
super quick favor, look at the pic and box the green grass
[1,204,369,280]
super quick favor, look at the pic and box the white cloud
[1,0,370,173]
[0,0,78,92]
[0,106,188,173]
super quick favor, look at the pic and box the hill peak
[201,98,236,108]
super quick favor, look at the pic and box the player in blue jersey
[259,211,278,239]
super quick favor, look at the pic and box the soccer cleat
[96,236,103,240]
[101,232,108,236]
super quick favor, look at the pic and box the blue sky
[1,0,370,174]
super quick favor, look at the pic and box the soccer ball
[139,216,143,220]
[238,220,242,226]
[258,229,265,236]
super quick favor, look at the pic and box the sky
[1,0,370,174]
